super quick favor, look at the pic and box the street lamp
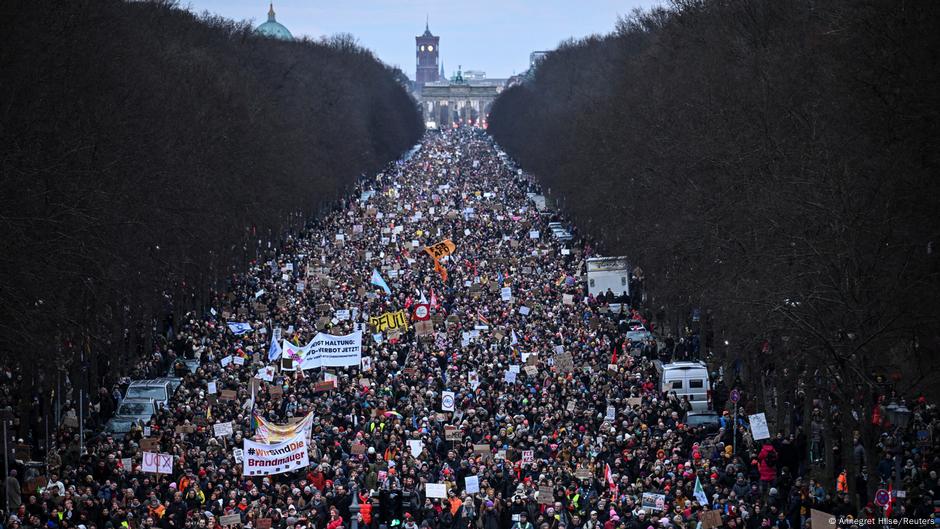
[885,402,911,493]
[349,484,361,529]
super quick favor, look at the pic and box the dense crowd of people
[2,130,938,529]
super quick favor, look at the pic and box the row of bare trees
[489,0,939,485]
[0,0,422,394]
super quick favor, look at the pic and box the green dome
[255,3,293,41]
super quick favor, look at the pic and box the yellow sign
[369,310,409,332]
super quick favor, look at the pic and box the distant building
[463,70,486,81]
[415,21,440,91]
[255,3,293,41]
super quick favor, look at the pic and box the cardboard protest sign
[219,514,241,527]
[140,438,160,452]
[538,486,554,504]
[220,390,238,401]
[555,352,573,372]
[700,510,723,529]
[445,427,463,441]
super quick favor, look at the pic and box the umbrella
[384,411,403,419]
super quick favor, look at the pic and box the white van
[656,361,711,411]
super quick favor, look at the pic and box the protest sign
[219,514,241,527]
[242,433,310,476]
[426,483,448,499]
[142,452,173,474]
[213,421,234,437]
[748,413,771,440]
[538,486,554,504]
[464,475,480,494]
[642,493,666,512]
[369,310,409,332]
[699,510,722,529]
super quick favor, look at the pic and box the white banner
[281,331,363,370]
[142,452,173,474]
[242,433,310,476]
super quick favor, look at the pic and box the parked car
[125,379,174,408]
[114,398,157,422]
[684,411,721,434]
[167,358,199,377]
[625,320,653,342]
[102,416,138,440]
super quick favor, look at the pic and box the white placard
[519,306,531,316]
[207,381,217,395]
[407,439,424,458]
[220,356,233,367]
[748,412,771,440]
[442,391,455,412]
[142,452,173,474]
[500,287,512,301]
[509,365,520,374]
[233,356,245,366]
[504,371,517,384]
[529,230,540,239]
[465,475,480,494]
[426,483,448,499]
[213,421,234,438]
[522,450,534,464]
[605,406,616,422]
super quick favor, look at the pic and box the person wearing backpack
[758,442,779,494]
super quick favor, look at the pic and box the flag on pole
[227,322,252,335]
[419,291,429,304]
[693,475,708,505]
[511,330,519,345]
[430,289,439,308]
[604,462,618,497]
[371,269,391,295]
[267,334,282,362]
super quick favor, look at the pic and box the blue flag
[371,268,391,295]
[267,334,282,362]
[227,322,252,335]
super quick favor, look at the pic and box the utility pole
[1,406,13,513]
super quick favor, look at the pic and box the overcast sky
[181,0,664,79]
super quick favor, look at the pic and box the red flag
[611,345,619,365]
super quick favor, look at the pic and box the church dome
[255,3,293,41]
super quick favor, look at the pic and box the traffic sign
[874,488,889,507]
[730,389,741,403]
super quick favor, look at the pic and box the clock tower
[415,20,440,90]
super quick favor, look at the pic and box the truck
[586,256,630,299]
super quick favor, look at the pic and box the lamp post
[885,402,911,496]
[349,484,361,529]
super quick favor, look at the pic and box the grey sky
[181,0,664,79]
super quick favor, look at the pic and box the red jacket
[758,444,778,481]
